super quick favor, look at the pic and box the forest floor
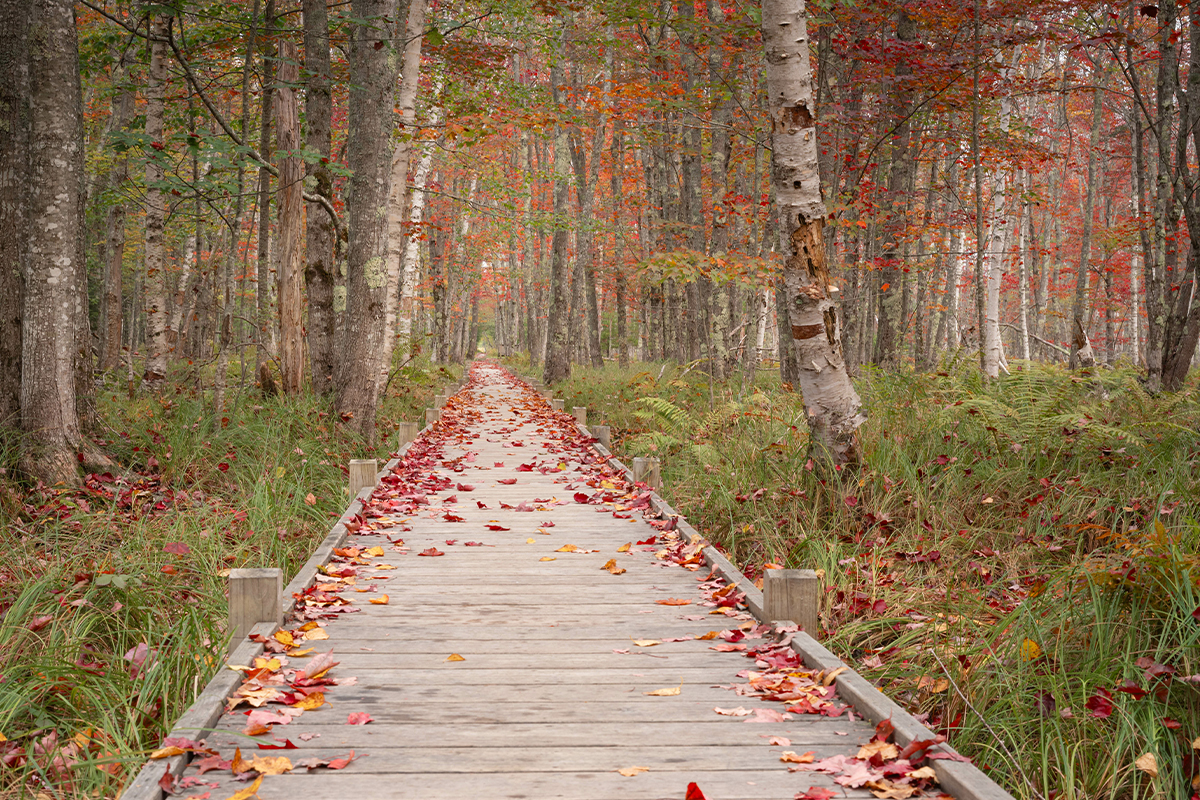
[0,354,1196,800]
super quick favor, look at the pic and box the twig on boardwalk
[929,648,1046,800]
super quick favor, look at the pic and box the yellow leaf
[231,748,251,775]
[369,595,390,605]
[275,467,286,478]
[539,556,556,562]
[0,733,6,742]
[274,630,294,647]
[643,685,681,696]
[601,559,626,575]
[298,621,319,631]
[780,751,815,764]
[253,657,280,672]
[1020,638,1043,662]
[1136,752,1158,778]
[286,647,314,657]
[916,676,949,693]
[304,628,329,641]
[617,766,650,777]
[697,631,719,641]
[149,746,185,760]
[445,654,465,662]
[225,774,263,800]
[374,563,396,570]
[556,544,579,552]
[247,755,291,775]
[364,546,385,557]
[526,538,536,544]
[292,691,325,711]
[631,639,660,647]
[617,542,631,552]
[857,740,900,761]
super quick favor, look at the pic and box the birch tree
[761,0,865,466]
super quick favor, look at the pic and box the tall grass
[547,358,1200,799]
[0,354,451,797]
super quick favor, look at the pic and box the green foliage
[569,358,1200,799]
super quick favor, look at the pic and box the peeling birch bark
[762,0,865,466]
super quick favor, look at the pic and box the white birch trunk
[1131,251,1141,366]
[982,90,1016,378]
[380,0,428,386]
[1018,171,1031,361]
[762,0,865,464]
[142,15,170,383]
[398,98,442,347]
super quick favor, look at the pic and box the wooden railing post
[227,568,282,652]
[632,456,661,490]
[434,394,448,409]
[397,421,419,450]
[572,407,587,426]
[592,425,611,450]
[425,407,439,427]
[349,458,378,498]
[551,398,565,411]
[763,569,821,636]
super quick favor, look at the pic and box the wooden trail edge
[567,384,1014,800]
[118,392,444,800]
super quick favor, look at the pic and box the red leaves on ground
[346,712,373,725]
[442,512,465,522]
[27,614,54,632]
[685,782,708,800]
[497,478,517,485]
[456,483,475,491]
[574,492,591,503]
[163,541,191,555]
[1114,680,1148,700]
[485,524,510,531]
[795,789,836,800]
[1085,687,1114,718]
[637,536,657,545]
[418,547,445,557]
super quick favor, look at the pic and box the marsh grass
[0,354,451,798]
[548,358,1200,799]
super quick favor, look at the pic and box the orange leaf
[369,595,390,605]
[656,598,691,606]
[225,774,263,800]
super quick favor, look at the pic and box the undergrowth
[0,353,454,798]
[544,357,1200,800]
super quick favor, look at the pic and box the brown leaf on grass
[304,493,317,506]
[643,685,681,696]
[28,614,53,632]
[225,774,263,800]
[601,559,626,575]
[617,766,650,777]
[1135,752,1158,777]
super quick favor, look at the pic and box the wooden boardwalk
[166,364,915,800]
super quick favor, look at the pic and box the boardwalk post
[763,569,820,636]
[397,421,419,450]
[227,568,282,652]
[572,407,587,426]
[592,425,611,449]
[425,407,439,427]
[434,394,447,409]
[551,399,565,411]
[541,389,553,399]
[633,456,661,490]
[349,458,378,498]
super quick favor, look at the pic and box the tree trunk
[335,0,399,442]
[0,0,29,426]
[380,0,425,385]
[274,39,303,393]
[1070,86,1102,369]
[23,0,83,485]
[303,0,337,394]
[762,0,865,465]
[99,64,132,373]
[142,14,170,384]
[543,53,572,385]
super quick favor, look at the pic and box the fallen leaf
[1020,638,1043,661]
[714,707,753,716]
[225,775,262,800]
[617,766,650,777]
[697,631,720,640]
[418,548,444,557]
[497,478,517,485]
[291,692,325,711]
[857,740,900,761]
[685,782,707,800]
[304,493,317,506]
[304,628,329,641]
[796,789,836,800]
[368,595,390,605]
[246,755,291,775]
[745,708,790,723]
[617,543,631,552]
[299,651,339,681]
[149,746,185,759]
[656,598,691,606]
[346,712,373,725]
[781,751,815,764]
[446,654,465,662]
[1135,752,1158,777]
[556,544,579,552]
[163,542,191,555]
[767,736,790,746]
[539,556,556,562]
[485,524,510,531]
[364,546,385,557]
[601,559,626,575]
[631,639,660,647]
[327,751,358,770]
[644,685,682,696]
